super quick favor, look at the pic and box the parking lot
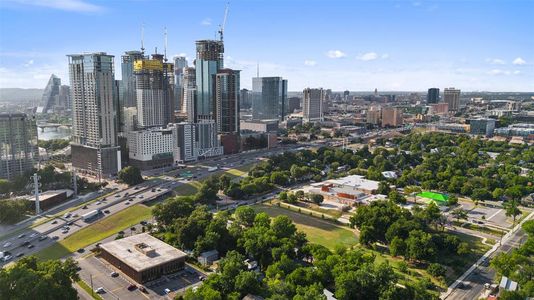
[77,254,202,300]
[457,200,516,229]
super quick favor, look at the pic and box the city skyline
[0,0,533,92]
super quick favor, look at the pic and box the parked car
[164,288,171,294]
[3,255,13,262]
[104,210,110,214]
[51,220,58,224]
[95,287,105,294]
[27,244,34,249]
[110,272,119,277]
[82,205,88,209]
[138,286,147,293]
[3,242,12,248]
[17,234,25,239]
[51,236,59,240]
[16,253,24,258]
[127,284,137,291]
[77,248,84,253]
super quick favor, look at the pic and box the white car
[95,287,105,294]
[164,288,171,294]
[3,255,13,262]
[3,242,12,248]
[29,233,38,238]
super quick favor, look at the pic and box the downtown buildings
[0,113,39,180]
[427,88,440,104]
[444,87,461,112]
[302,88,324,123]
[252,77,288,121]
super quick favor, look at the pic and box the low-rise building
[198,249,219,266]
[99,233,187,283]
[128,128,174,170]
[469,118,496,137]
[311,175,380,204]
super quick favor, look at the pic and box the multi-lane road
[0,144,303,266]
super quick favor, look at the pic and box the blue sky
[0,0,532,91]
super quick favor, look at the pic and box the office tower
[0,113,38,180]
[128,127,175,170]
[195,40,224,121]
[182,67,197,122]
[240,88,252,109]
[134,53,175,129]
[39,74,61,113]
[470,118,496,137]
[288,97,301,114]
[343,90,350,101]
[215,69,240,154]
[252,77,288,121]
[302,88,324,122]
[58,85,71,110]
[427,88,439,104]
[381,107,403,127]
[123,107,138,133]
[173,56,188,112]
[215,69,240,134]
[121,51,145,108]
[444,87,461,111]
[172,122,197,162]
[68,52,120,178]
[196,120,223,158]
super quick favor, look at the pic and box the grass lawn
[174,182,201,196]
[252,204,358,250]
[35,204,152,261]
[77,280,103,300]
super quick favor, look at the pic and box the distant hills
[0,88,43,103]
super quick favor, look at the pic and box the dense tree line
[177,206,437,300]
[37,139,70,151]
[0,256,79,300]
[117,166,144,186]
[0,199,30,224]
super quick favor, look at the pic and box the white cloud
[488,69,511,76]
[304,60,317,66]
[357,52,379,61]
[512,57,526,65]
[486,58,505,65]
[0,62,68,89]
[326,50,346,59]
[201,18,212,26]
[23,59,34,67]
[5,0,103,12]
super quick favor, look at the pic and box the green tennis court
[417,191,449,204]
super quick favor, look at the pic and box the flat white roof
[99,233,186,272]
[326,175,379,191]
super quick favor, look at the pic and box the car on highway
[16,253,24,258]
[21,241,30,247]
[27,244,34,249]
[51,220,58,224]
[96,201,102,205]
[51,236,59,240]
[17,234,25,239]
[38,236,47,241]
[61,229,69,234]
[29,233,38,238]
[3,242,12,248]
[110,271,119,277]
[3,255,13,262]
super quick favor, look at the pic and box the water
[37,127,71,141]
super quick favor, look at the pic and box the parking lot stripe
[487,209,503,221]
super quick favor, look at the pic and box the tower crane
[218,3,229,42]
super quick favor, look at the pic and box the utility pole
[31,173,41,215]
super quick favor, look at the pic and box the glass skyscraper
[0,113,38,180]
[39,74,61,113]
[194,40,224,122]
[252,77,288,121]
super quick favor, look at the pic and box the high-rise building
[444,87,461,111]
[172,122,197,163]
[215,69,240,134]
[240,89,252,110]
[128,127,175,170]
[288,97,301,114]
[58,85,71,110]
[195,40,224,121]
[121,51,145,108]
[134,54,175,129]
[427,88,440,104]
[39,74,61,113]
[302,88,324,122]
[68,52,120,178]
[381,107,403,127]
[173,56,188,112]
[366,107,381,125]
[196,120,223,158]
[182,67,197,122]
[0,113,38,180]
[252,77,288,121]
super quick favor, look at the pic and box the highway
[0,144,302,266]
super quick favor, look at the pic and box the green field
[35,204,152,260]
[417,191,449,204]
[252,204,358,249]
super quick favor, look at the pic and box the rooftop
[326,175,379,192]
[99,233,186,272]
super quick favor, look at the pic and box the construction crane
[218,3,229,42]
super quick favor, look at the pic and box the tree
[376,181,391,195]
[0,199,30,224]
[294,283,327,300]
[405,230,435,262]
[271,215,296,239]
[0,256,79,300]
[389,237,406,257]
[234,271,261,296]
[427,263,446,278]
[309,194,324,205]
[234,206,256,227]
[504,200,521,227]
[388,190,407,204]
[152,196,194,226]
[0,179,12,194]
[451,208,468,223]
[447,194,458,206]
[404,185,422,203]
[279,191,288,201]
[117,166,144,186]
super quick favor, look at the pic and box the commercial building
[39,74,61,114]
[99,233,187,283]
[469,118,496,137]
[427,103,449,115]
[196,120,223,158]
[444,87,461,111]
[173,56,188,112]
[68,52,120,178]
[427,88,439,104]
[195,40,224,122]
[171,121,223,163]
[288,97,301,114]
[302,88,324,122]
[309,175,380,205]
[0,113,38,180]
[121,51,145,108]
[240,89,252,109]
[215,69,240,134]
[252,77,288,121]
[27,190,71,211]
[240,119,279,133]
[366,107,381,125]
[128,128,175,170]
[381,107,403,127]
[134,54,175,129]
[182,67,197,122]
